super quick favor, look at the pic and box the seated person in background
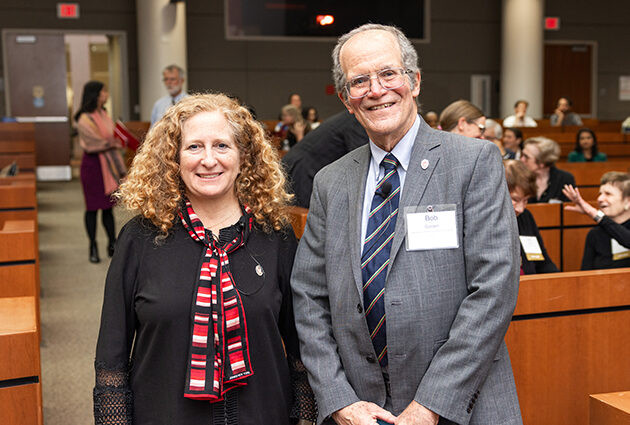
[282,111,368,208]
[503,99,538,127]
[274,93,302,132]
[302,106,320,130]
[505,160,559,274]
[503,127,524,160]
[289,92,302,111]
[568,128,607,162]
[276,104,310,149]
[439,99,486,138]
[423,110,439,128]
[551,96,583,127]
[485,119,507,156]
[521,136,575,203]
[563,172,630,270]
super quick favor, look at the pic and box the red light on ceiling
[316,15,334,26]
[544,17,560,30]
[57,3,80,19]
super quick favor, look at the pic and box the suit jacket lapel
[388,120,442,265]
[347,146,371,297]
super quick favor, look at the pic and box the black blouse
[529,166,575,204]
[581,216,630,270]
[94,216,316,425]
[517,209,559,274]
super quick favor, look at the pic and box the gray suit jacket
[291,116,523,425]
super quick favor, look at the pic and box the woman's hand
[562,184,598,219]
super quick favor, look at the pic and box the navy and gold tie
[361,153,400,367]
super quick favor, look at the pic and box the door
[543,43,594,117]
[3,31,70,175]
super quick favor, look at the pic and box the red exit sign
[57,3,80,19]
[544,17,560,30]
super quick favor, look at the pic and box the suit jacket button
[366,355,376,363]
[466,407,472,413]
[357,303,363,313]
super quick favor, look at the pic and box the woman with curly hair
[94,93,316,425]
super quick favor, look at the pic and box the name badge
[611,238,630,261]
[405,204,458,251]
[519,236,544,261]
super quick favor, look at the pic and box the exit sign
[544,17,560,30]
[57,3,80,19]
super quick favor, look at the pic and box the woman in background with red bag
[75,80,126,263]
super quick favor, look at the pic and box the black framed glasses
[468,120,486,136]
[345,68,413,99]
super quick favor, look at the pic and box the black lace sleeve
[93,361,133,425]
[288,353,318,423]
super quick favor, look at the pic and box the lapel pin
[421,159,429,170]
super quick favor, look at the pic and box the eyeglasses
[468,120,486,136]
[345,68,413,99]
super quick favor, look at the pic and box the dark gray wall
[1,1,629,121]
[185,0,630,121]
[546,0,630,119]
[184,0,504,120]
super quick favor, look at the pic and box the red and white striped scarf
[179,200,254,402]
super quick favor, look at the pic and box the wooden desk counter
[507,269,630,425]
[590,392,630,425]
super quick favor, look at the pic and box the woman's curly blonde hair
[117,93,293,237]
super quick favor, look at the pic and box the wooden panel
[0,383,42,425]
[0,297,39,381]
[288,206,309,239]
[0,153,36,170]
[5,33,67,117]
[516,269,630,315]
[557,161,630,186]
[0,172,36,184]
[539,229,560,268]
[597,121,625,132]
[0,264,37,298]
[527,203,560,227]
[123,121,151,141]
[563,227,591,271]
[0,181,36,209]
[590,392,630,425]
[507,309,630,425]
[0,220,36,262]
[0,210,37,228]
[544,44,592,115]
[0,140,36,153]
[0,123,36,141]
[33,122,70,167]
[563,206,597,226]
[578,187,600,200]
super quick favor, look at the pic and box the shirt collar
[368,115,419,175]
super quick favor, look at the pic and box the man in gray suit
[291,24,522,425]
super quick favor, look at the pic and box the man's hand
[332,401,397,425]
[395,401,439,425]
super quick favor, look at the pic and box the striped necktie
[361,153,401,367]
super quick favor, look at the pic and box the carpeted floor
[38,179,133,425]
